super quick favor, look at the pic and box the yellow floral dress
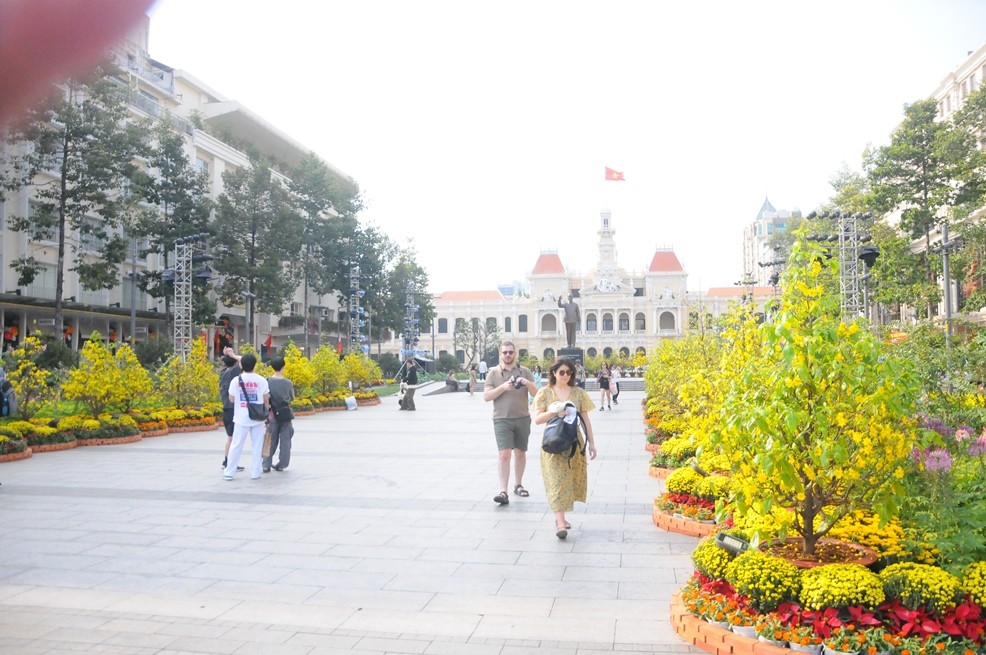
[533,385,596,512]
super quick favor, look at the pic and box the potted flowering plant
[822,626,863,655]
[698,594,732,628]
[857,626,896,655]
[726,606,758,638]
[755,614,787,646]
[786,624,824,654]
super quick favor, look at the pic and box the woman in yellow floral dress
[532,357,597,539]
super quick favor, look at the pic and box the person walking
[483,341,537,504]
[262,356,295,473]
[468,363,478,397]
[532,357,597,539]
[478,359,488,381]
[224,353,269,481]
[611,366,621,405]
[597,362,613,411]
[218,347,244,471]
[399,357,418,410]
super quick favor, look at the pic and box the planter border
[649,465,675,480]
[0,448,32,462]
[31,441,78,453]
[646,442,661,452]
[294,409,317,416]
[77,434,143,447]
[168,424,218,433]
[139,428,170,437]
[671,591,789,655]
[653,508,718,538]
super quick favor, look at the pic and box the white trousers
[224,422,265,479]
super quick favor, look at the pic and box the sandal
[555,526,568,539]
[493,491,509,505]
[513,484,529,497]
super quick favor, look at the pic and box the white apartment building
[0,15,351,354]
[428,210,688,364]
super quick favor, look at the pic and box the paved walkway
[0,388,701,654]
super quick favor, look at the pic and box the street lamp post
[931,222,961,349]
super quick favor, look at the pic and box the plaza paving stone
[0,387,701,654]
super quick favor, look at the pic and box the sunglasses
[556,369,572,376]
[501,350,515,355]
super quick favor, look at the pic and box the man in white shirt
[478,360,488,381]
[224,353,270,481]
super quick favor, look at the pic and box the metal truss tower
[837,211,863,319]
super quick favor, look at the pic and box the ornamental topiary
[880,562,961,614]
[692,536,734,580]
[724,550,802,612]
[800,564,885,610]
[961,561,986,607]
[665,466,704,495]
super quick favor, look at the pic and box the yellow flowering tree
[115,344,153,412]
[155,337,218,408]
[281,342,316,395]
[712,235,923,557]
[62,334,128,417]
[342,353,381,390]
[311,344,346,393]
[5,334,58,419]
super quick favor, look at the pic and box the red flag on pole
[264,333,272,348]
[604,167,625,181]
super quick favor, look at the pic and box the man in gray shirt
[263,356,295,473]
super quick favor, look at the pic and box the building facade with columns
[429,211,688,364]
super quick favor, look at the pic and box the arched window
[519,348,528,359]
[439,350,449,359]
[635,347,646,355]
[455,318,465,331]
[586,313,597,332]
[603,347,613,358]
[619,347,630,357]
[586,348,598,357]
[455,349,465,364]
[602,313,614,331]
[486,317,496,331]
[518,314,528,332]
[634,312,645,331]
[543,348,555,360]
[504,316,512,333]
[541,313,557,332]
[659,312,676,330]
[619,313,630,331]
[438,318,448,333]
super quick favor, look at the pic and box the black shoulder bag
[238,376,268,421]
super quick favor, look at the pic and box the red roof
[648,250,683,272]
[437,290,505,301]
[705,287,776,297]
[532,252,565,274]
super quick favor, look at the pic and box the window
[586,313,597,331]
[636,347,646,356]
[586,348,597,357]
[24,263,57,299]
[438,318,448,333]
[27,202,57,242]
[519,349,527,359]
[80,217,108,252]
[290,302,302,317]
[541,313,557,331]
[603,347,613,358]
[619,347,630,357]
[518,314,528,332]
[602,313,614,331]
[659,311,676,330]
[455,318,465,331]
[618,313,630,331]
[635,312,646,331]
[486,317,496,331]
[504,316,511,333]
[543,348,555,360]
[455,350,465,364]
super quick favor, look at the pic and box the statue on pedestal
[558,295,580,348]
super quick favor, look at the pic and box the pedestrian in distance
[224,353,269,481]
[399,357,418,410]
[478,359,488,380]
[262,356,295,473]
[218,346,244,471]
[532,357,597,539]
[468,363,478,396]
[483,341,537,504]
[597,361,612,411]
[611,366,621,405]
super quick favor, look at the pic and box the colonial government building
[429,211,687,364]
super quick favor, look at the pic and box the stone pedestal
[557,347,584,365]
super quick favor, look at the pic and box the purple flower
[924,448,953,472]
[955,427,972,442]
[969,435,986,457]
[918,415,954,438]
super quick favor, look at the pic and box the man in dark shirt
[400,357,418,411]
[263,356,295,472]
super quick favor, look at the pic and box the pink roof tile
[532,253,565,275]
[648,251,683,272]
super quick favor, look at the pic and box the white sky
[147,0,986,294]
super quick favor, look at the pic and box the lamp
[109,302,121,308]
[4,289,20,296]
[64,296,76,302]
[194,266,214,281]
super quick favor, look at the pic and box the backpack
[541,402,586,459]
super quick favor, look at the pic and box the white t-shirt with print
[227,372,270,427]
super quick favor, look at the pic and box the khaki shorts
[493,416,531,451]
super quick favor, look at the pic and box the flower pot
[762,537,878,569]
[789,644,823,655]
[705,620,730,630]
[697,519,716,524]
[758,636,787,648]
[822,646,859,655]
[730,625,758,638]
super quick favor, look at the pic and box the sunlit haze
[148,0,986,293]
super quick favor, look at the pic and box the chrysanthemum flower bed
[681,535,986,655]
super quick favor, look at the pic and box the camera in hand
[510,375,525,389]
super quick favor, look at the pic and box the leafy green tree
[868,99,984,315]
[4,335,59,419]
[712,235,923,557]
[62,334,128,418]
[436,352,459,373]
[375,353,401,378]
[379,243,433,351]
[869,221,939,319]
[454,318,501,368]
[213,158,304,344]
[138,118,214,324]
[0,66,150,329]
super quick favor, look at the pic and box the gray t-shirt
[267,376,295,413]
[219,364,242,409]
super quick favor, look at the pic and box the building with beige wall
[427,210,688,365]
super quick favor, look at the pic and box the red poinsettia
[881,599,941,637]
[939,599,985,641]
[846,605,882,628]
